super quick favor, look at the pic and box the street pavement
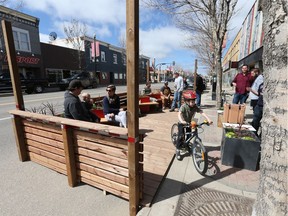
[137,84,260,216]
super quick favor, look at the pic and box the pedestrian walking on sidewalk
[170,72,184,112]
[196,73,205,107]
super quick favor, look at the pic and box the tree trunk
[253,1,287,216]
[215,50,223,109]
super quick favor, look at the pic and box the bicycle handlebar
[183,121,212,128]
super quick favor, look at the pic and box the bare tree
[63,19,87,70]
[252,1,287,215]
[144,0,237,108]
[185,33,214,75]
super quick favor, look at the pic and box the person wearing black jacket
[252,83,264,134]
[196,74,205,107]
[64,80,91,122]
[81,92,100,123]
[103,85,127,127]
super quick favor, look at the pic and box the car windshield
[71,73,81,79]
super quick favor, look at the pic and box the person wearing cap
[103,85,127,128]
[64,80,92,121]
[170,72,184,112]
[160,81,172,110]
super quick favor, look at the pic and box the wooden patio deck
[139,110,179,206]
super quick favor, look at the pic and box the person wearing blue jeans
[171,90,183,110]
[170,72,184,112]
[196,90,202,106]
[232,92,249,104]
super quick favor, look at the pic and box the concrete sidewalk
[137,85,259,216]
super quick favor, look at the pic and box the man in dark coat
[64,80,91,121]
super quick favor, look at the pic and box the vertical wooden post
[146,59,150,82]
[126,0,140,215]
[11,115,29,161]
[193,59,198,91]
[1,20,25,110]
[62,124,77,187]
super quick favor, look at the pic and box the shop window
[114,73,119,79]
[102,72,108,80]
[12,27,31,52]
[101,51,106,62]
[113,54,117,64]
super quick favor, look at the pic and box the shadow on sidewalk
[149,156,240,205]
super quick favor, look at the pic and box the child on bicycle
[176,90,212,160]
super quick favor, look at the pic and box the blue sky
[6,0,255,75]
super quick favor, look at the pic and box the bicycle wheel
[191,140,208,175]
[171,123,179,146]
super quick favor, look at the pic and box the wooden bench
[139,95,160,113]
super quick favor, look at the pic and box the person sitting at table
[160,81,172,110]
[81,92,100,123]
[103,85,127,128]
[142,81,152,95]
[64,80,92,122]
[142,81,157,102]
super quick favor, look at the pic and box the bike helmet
[183,90,197,100]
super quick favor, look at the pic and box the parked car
[0,72,48,94]
[58,72,98,91]
[186,79,194,90]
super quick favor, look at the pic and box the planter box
[221,127,260,171]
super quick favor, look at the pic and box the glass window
[12,27,31,52]
[119,73,123,79]
[101,51,106,62]
[114,73,118,79]
[102,72,107,79]
[122,54,126,65]
[113,54,117,64]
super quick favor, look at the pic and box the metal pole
[94,34,97,75]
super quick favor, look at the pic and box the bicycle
[171,120,211,175]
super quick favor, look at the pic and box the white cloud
[140,26,189,59]
[23,0,126,25]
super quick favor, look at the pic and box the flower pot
[221,127,261,171]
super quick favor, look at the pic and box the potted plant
[221,124,261,171]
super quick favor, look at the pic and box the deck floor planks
[139,111,178,206]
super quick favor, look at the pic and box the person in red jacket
[231,65,254,104]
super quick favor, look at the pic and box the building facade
[222,30,241,87]
[0,5,44,79]
[222,0,263,86]
[51,37,149,86]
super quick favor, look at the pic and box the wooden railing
[9,110,144,201]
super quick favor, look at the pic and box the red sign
[2,55,40,65]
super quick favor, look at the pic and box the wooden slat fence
[9,110,143,201]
